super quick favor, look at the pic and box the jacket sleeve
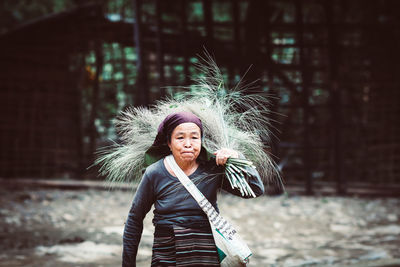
[221,155,265,198]
[122,172,155,267]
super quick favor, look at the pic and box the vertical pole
[76,70,83,178]
[296,0,313,195]
[180,0,190,85]
[325,0,345,194]
[264,0,272,71]
[89,41,103,163]
[232,0,241,60]
[73,42,84,178]
[133,0,149,106]
[156,0,166,97]
[229,0,241,87]
[264,0,275,121]
[202,0,214,51]
[264,0,281,172]
[120,0,131,105]
[242,0,263,92]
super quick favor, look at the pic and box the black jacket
[122,157,264,266]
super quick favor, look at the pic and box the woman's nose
[184,138,192,147]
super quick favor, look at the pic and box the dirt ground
[0,186,400,267]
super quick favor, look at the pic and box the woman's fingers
[214,150,226,166]
[214,148,239,165]
[216,154,228,166]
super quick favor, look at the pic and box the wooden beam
[132,0,149,106]
[88,40,103,164]
[202,0,214,50]
[180,0,190,85]
[232,0,241,60]
[296,0,313,195]
[155,0,166,97]
[325,0,345,195]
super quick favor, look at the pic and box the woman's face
[168,122,201,164]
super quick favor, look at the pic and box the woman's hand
[213,148,239,166]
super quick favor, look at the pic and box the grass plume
[96,53,282,190]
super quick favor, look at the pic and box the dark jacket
[122,157,264,266]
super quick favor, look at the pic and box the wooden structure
[0,5,106,178]
[0,1,399,195]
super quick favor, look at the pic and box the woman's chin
[182,157,195,162]
[180,154,196,162]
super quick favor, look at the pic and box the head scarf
[153,111,203,146]
[144,112,210,166]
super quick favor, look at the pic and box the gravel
[0,188,399,267]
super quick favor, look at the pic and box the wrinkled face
[168,122,201,163]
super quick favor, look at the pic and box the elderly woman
[122,111,264,266]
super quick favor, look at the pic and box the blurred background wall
[0,0,399,195]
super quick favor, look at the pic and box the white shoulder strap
[165,155,252,263]
[165,155,218,219]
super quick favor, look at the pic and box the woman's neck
[165,157,199,177]
[176,159,199,176]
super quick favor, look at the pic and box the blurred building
[0,1,399,195]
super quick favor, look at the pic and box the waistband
[155,221,212,237]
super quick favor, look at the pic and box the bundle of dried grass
[96,54,282,193]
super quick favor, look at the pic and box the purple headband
[153,111,203,146]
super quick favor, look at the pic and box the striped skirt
[151,224,220,266]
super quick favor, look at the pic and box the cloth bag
[165,155,251,266]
